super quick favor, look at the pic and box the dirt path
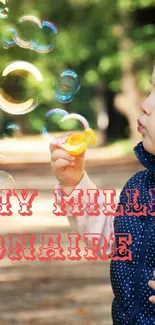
[0,161,143,325]
[0,231,112,325]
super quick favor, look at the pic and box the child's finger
[49,132,74,153]
[148,280,155,290]
[149,295,155,303]
[53,158,74,170]
[66,131,74,137]
[73,150,86,159]
[49,143,61,153]
[148,278,155,303]
[51,149,75,163]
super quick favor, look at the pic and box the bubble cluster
[54,70,81,104]
[41,108,96,155]
[2,15,58,53]
[0,61,43,115]
[0,2,95,180]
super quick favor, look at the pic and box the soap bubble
[34,20,57,53]
[0,155,6,166]
[0,0,9,19]
[54,92,75,104]
[54,70,80,104]
[12,15,42,50]
[4,15,58,53]
[1,16,41,50]
[61,113,89,129]
[1,27,17,49]
[0,61,43,115]
[56,72,78,96]
[45,108,68,118]
[0,171,15,191]
[41,109,96,156]
[41,108,68,143]
[3,123,21,143]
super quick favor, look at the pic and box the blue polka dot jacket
[111,141,155,325]
[57,141,155,325]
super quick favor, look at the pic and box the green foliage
[0,0,154,134]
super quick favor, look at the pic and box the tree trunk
[114,13,142,145]
[115,70,142,144]
[95,84,109,146]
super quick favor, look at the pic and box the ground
[0,154,142,325]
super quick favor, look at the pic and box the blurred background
[0,0,155,324]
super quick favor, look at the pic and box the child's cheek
[150,121,155,142]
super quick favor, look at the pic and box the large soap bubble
[0,61,43,115]
[41,109,96,156]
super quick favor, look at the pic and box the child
[148,271,155,303]
[50,63,155,324]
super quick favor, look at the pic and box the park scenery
[0,0,155,324]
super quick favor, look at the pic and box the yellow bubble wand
[60,113,96,156]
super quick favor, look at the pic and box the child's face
[138,65,155,155]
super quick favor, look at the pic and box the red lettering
[13,189,38,216]
[53,188,84,216]
[110,233,132,261]
[148,189,155,216]
[67,233,82,260]
[8,233,36,261]
[38,232,65,261]
[86,189,100,216]
[0,189,12,216]
[84,233,109,261]
[125,189,146,216]
[102,189,124,216]
[0,235,6,259]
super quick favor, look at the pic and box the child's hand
[50,142,85,194]
[148,271,155,303]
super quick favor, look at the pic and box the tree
[0,0,154,143]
